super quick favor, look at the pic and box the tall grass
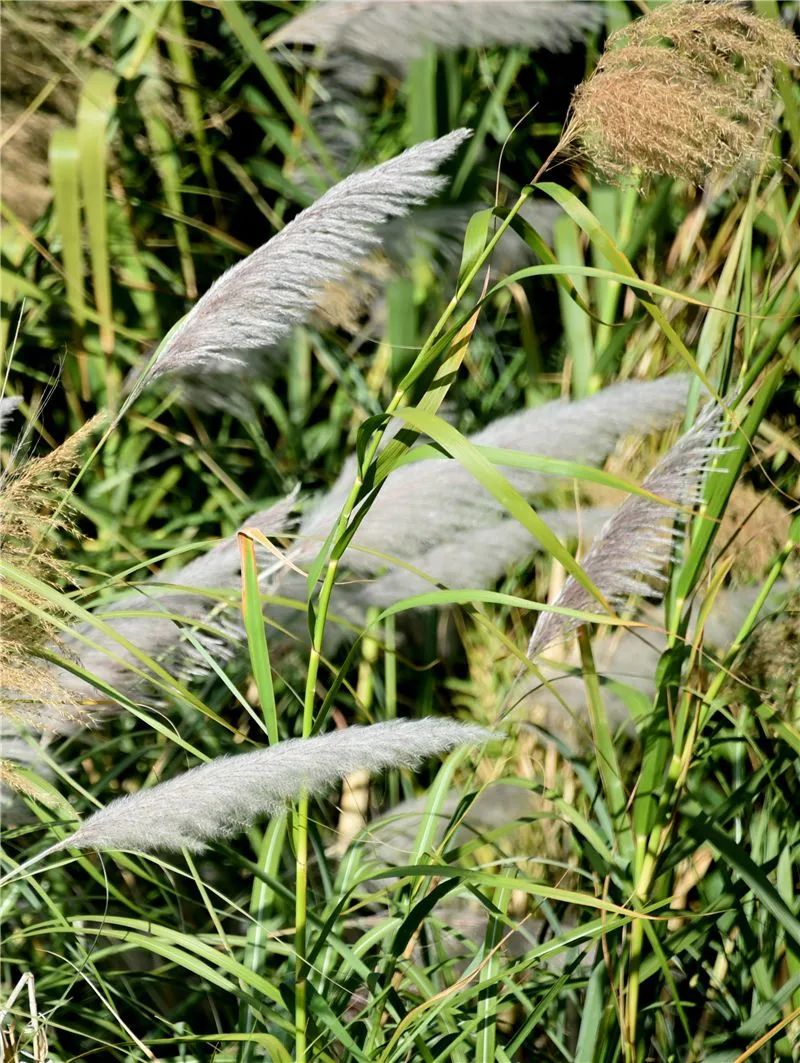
[2,2,799,1061]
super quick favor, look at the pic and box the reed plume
[143,130,471,394]
[565,0,800,185]
[299,375,693,578]
[30,378,691,716]
[55,719,491,853]
[0,721,57,816]
[268,1,605,78]
[1,417,103,727]
[41,492,298,719]
[527,404,725,659]
[360,505,616,608]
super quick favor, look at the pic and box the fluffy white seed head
[298,375,693,576]
[57,719,492,853]
[269,1,605,77]
[144,130,472,392]
[527,403,726,658]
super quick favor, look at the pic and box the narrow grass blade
[390,405,610,611]
[238,529,278,744]
[48,129,85,328]
[77,70,117,359]
[553,213,594,397]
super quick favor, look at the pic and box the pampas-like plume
[361,505,617,608]
[527,404,725,659]
[36,491,298,723]
[144,130,471,388]
[566,1,800,185]
[34,378,691,715]
[0,396,21,435]
[298,375,693,577]
[55,719,491,853]
[1,417,103,727]
[269,1,605,78]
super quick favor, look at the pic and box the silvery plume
[268,1,605,80]
[360,504,616,609]
[0,396,21,435]
[269,0,603,186]
[139,129,472,399]
[298,375,694,583]
[527,403,726,659]
[0,719,56,820]
[54,719,491,854]
[29,377,692,719]
[294,53,375,193]
[34,492,299,726]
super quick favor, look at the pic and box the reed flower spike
[142,130,471,397]
[54,719,492,853]
[268,1,605,79]
[298,375,693,578]
[527,404,726,658]
[1,418,103,727]
[33,491,298,721]
[565,0,800,185]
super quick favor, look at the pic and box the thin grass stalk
[239,813,288,1063]
[639,524,797,889]
[384,615,398,807]
[475,881,513,1061]
[577,628,632,859]
[625,368,790,1051]
[291,162,553,1058]
[699,521,798,733]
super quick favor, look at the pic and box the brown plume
[0,416,103,727]
[565,0,800,185]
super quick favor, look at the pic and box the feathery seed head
[527,403,727,658]
[1,417,103,727]
[268,1,605,76]
[35,490,300,721]
[566,0,800,185]
[141,130,471,402]
[57,719,493,853]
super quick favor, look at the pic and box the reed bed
[1,2,798,1060]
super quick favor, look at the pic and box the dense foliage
[1,2,798,1061]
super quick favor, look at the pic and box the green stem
[627,528,795,1052]
[577,628,632,859]
[290,172,546,1059]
